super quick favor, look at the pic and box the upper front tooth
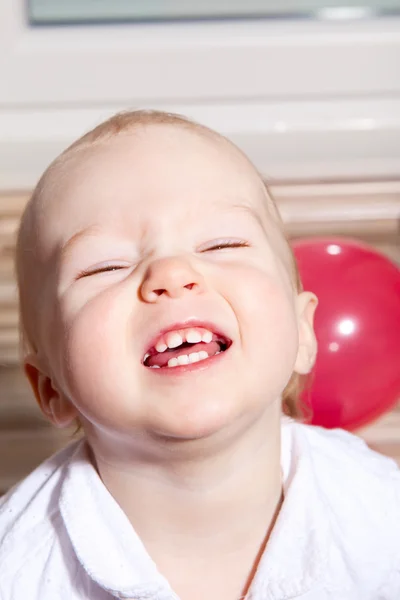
[155,340,168,353]
[185,329,202,344]
[166,332,183,348]
[201,331,213,343]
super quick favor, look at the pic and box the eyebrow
[230,203,267,232]
[59,203,265,263]
[60,225,104,262]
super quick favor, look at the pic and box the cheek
[55,290,136,419]
[222,265,299,385]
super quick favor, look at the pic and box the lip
[142,317,232,361]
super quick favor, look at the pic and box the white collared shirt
[1,419,400,599]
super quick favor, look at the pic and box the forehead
[37,125,267,246]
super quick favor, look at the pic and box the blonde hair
[16,109,309,422]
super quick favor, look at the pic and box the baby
[1,110,399,600]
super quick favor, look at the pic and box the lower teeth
[148,350,223,369]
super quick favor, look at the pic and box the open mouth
[143,326,232,369]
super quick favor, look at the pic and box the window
[1,2,399,187]
[29,0,400,25]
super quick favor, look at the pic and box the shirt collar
[59,441,174,599]
[250,419,329,599]
[60,420,329,599]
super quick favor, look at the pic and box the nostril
[149,282,198,299]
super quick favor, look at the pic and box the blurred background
[0,1,399,494]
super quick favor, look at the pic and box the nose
[140,256,206,303]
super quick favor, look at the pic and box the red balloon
[292,237,400,430]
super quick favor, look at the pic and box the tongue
[147,341,220,368]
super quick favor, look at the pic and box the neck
[89,403,283,552]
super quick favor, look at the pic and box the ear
[293,291,318,375]
[24,354,78,428]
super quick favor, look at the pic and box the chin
[149,396,243,443]
[148,390,267,448]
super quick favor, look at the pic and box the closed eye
[201,240,249,252]
[76,265,127,279]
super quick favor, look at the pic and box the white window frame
[1,0,400,187]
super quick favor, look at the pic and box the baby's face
[29,125,310,444]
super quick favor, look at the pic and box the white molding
[274,180,400,221]
[1,98,400,188]
[1,3,400,186]
[2,2,400,104]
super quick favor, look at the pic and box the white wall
[1,0,400,188]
